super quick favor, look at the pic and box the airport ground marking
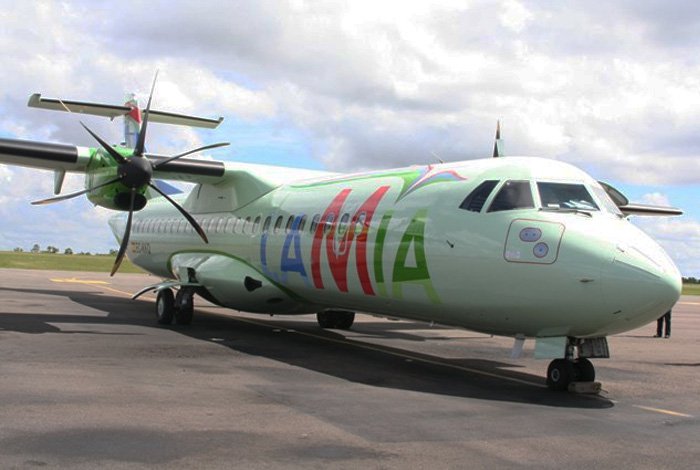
[633,405,693,418]
[49,277,154,299]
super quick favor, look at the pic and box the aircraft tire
[316,311,336,328]
[156,289,175,325]
[316,311,355,329]
[573,358,595,382]
[174,289,194,325]
[333,311,355,330]
[546,359,574,391]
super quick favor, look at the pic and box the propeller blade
[148,182,209,243]
[134,71,159,157]
[80,122,127,165]
[31,177,122,205]
[110,188,136,276]
[152,142,230,169]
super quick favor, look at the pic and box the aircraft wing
[599,181,683,217]
[617,203,683,217]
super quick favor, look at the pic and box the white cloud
[0,0,699,273]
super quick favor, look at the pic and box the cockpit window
[459,180,499,212]
[537,182,599,211]
[591,185,623,216]
[487,180,534,212]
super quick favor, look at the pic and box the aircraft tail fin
[123,93,142,148]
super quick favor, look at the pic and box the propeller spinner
[31,74,228,275]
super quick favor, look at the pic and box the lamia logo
[260,186,439,303]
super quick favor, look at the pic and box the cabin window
[324,214,335,234]
[537,182,599,211]
[274,216,284,234]
[487,181,534,212]
[178,220,186,233]
[459,180,499,212]
[285,216,294,233]
[253,216,261,233]
[298,215,307,232]
[262,216,272,233]
[310,214,320,233]
[217,217,226,233]
[243,216,252,234]
[225,218,235,233]
[354,212,366,234]
[338,213,350,235]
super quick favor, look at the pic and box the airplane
[0,80,684,392]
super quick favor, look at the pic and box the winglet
[492,120,504,158]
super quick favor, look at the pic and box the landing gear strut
[155,287,195,326]
[317,310,355,330]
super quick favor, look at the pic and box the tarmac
[0,268,698,469]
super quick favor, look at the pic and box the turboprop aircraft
[0,81,683,391]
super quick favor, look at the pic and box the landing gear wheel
[174,288,194,325]
[316,311,355,330]
[333,312,355,330]
[156,288,175,325]
[573,358,595,382]
[546,359,574,391]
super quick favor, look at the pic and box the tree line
[12,245,118,256]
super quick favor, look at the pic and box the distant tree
[46,246,59,254]
[31,244,40,253]
[109,249,118,255]
[64,248,73,255]
[13,247,23,253]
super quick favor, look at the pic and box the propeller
[31,73,228,275]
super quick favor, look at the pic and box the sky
[0,0,699,275]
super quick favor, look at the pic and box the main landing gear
[156,287,195,325]
[316,310,355,330]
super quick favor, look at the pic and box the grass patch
[0,251,143,273]
[682,283,700,296]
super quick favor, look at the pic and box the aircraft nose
[601,232,681,331]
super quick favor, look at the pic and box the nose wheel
[546,358,597,391]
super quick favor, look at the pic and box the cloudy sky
[0,0,699,275]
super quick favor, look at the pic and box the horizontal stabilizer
[28,94,223,129]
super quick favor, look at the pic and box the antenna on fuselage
[492,120,504,158]
[431,151,444,164]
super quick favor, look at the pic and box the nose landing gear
[545,337,605,392]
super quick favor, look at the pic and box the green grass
[682,283,700,296]
[0,251,143,273]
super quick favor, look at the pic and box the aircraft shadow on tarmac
[0,286,613,409]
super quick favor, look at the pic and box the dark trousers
[656,311,671,337]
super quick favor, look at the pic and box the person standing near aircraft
[655,310,671,338]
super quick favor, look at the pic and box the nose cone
[601,225,681,333]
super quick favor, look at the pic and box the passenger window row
[132,211,370,237]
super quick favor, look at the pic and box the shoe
[664,335,670,338]
[653,334,660,338]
